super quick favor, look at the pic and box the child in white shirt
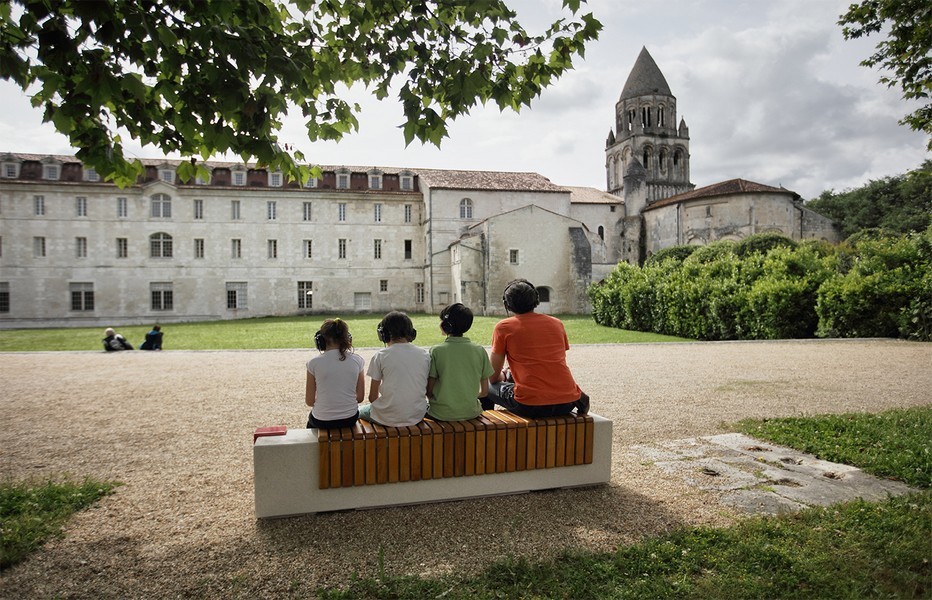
[361,311,430,426]
[306,318,365,429]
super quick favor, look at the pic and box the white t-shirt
[306,350,365,421]
[366,343,430,426]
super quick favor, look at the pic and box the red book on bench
[253,425,288,443]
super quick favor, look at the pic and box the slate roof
[644,179,799,211]
[565,186,623,205]
[619,47,672,101]
[416,168,566,193]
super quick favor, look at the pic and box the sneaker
[575,392,590,415]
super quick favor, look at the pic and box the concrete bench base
[253,413,612,518]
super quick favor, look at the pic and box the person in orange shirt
[482,279,589,417]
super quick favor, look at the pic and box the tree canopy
[806,160,931,239]
[0,0,601,186]
[839,0,931,149]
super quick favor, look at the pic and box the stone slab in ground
[632,433,916,515]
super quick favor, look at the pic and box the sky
[1,0,928,200]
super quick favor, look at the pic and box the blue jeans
[485,382,577,417]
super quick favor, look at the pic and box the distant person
[361,311,430,427]
[102,328,133,351]
[426,303,493,421]
[484,279,589,417]
[306,318,365,429]
[139,325,163,351]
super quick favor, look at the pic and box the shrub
[644,244,698,266]
[734,232,798,257]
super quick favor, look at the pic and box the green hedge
[589,230,931,341]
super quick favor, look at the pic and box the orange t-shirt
[491,312,581,405]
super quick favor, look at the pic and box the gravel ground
[1,339,930,598]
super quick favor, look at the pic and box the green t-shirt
[427,336,493,421]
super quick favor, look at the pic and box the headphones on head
[440,309,454,334]
[315,319,350,352]
[502,279,539,313]
[377,315,417,344]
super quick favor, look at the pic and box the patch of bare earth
[1,339,929,597]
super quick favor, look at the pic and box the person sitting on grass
[360,311,430,427]
[305,318,365,429]
[139,324,163,350]
[103,327,133,351]
[426,303,493,421]
[483,279,589,417]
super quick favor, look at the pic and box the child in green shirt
[426,303,493,421]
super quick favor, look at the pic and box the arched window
[659,148,668,174]
[642,147,651,170]
[459,198,473,219]
[597,225,605,240]
[151,193,172,218]
[150,233,173,258]
[658,105,665,127]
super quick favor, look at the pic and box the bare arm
[478,377,489,398]
[305,372,316,407]
[426,376,437,399]
[368,378,381,403]
[355,371,365,403]
[489,351,506,383]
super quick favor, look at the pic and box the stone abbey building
[0,48,837,327]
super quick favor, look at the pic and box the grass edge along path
[315,406,931,599]
[0,477,119,571]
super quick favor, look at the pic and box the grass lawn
[0,314,692,352]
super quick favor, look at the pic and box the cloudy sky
[1,0,927,200]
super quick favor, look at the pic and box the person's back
[362,311,430,427]
[140,325,163,350]
[427,303,492,421]
[306,319,364,429]
[103,328,133,351]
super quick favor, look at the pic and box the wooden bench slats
[315,410,596,489]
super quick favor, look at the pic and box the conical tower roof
[619,47,672,101]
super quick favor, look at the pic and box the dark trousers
[307,410,359,429]
[483,382,577,417]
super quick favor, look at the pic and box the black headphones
[440,309,454,334]
[502,279,539,313]
[377,316,417,343]
[315,320,351,352]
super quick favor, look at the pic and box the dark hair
[502,279,539,314]
[377,311,417,343]
[317,318,353,360]
[440,303,473,336]
[152,324,161,331]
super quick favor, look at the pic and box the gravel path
[1,339,929,598]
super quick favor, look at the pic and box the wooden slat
[525,417,538,470]
[425,419,444,478]
[418,421,433,480]
[386,426,400,483]
[360,420,377,485]
[318,428,331,489]
[477,414,498,474]
[340,427,354,488]
[398,426,412,482]
[544,417,557,469]
[584,415,594,464]
[535,416,547,469]
[472,417,487,475]
[496,411,529,472]
[485,411,517,472]
[352,423,366,486]
[407,425,422,481]
[330,427,343,488]
[372,423,389,484]
[451,421,466,477]
[462,420,476,476]
[555,418,567,468]
[437,421,455,478]
[564,415,578,466]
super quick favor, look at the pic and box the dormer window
[1,161,18,179]
[195,170,211,185]
[399,171,414,191]
[42,163,60,180]
[232,167,247,186]
[336,170,350,189]
[158,168,175,184]
[269,171,283,187]
[84,167,100,182]
[368,170,383,190]
[304,176,318,188]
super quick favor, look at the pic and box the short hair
[378,311,417,342]
[440,303,473,336]
[502,279,539,314]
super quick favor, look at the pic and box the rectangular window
[226,282,247,309]
[304,176,318,188]
[373,203,382,222]
[231,239,242,259]
[232,171,246,186]
[34,195,45,216]
[43,164,60,180]
[117,237,128,258]
[267,239,278,259]
[338,238,347,260]
[151,194,171,218]
[33,237,46,257]
[404,204,412,223]
[415,282,425,304]
[267,201,277,220]
[400,175,413,190]
[84,168,99,182]
[369,175,381,190]
[298,281,313,309]
[76,237,87,258]
[0,282,9,312]
[150,282,174,311]
[373,239,382,260]
[269,172,283,187]
[117,197,128,218]
[338,203,346,222]
[69,282,94,311]
[194,199,204,220]
[509,249,519,265]
[337,173,349,189]
[3,163,18,178]
[231,200,241,220]
[354,292,371,310]
[159,169,175,183]
[303,239,313,259]
[303,202,313,221]
[76,196,87,217]
[194,238,205,259]
[379,279,388,293]
[404,239,412,260]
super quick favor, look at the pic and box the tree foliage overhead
[806,160,931,239]
[838,0,931,149]
[0,0,601,186]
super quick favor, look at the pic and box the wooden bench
[253,411,612,518]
